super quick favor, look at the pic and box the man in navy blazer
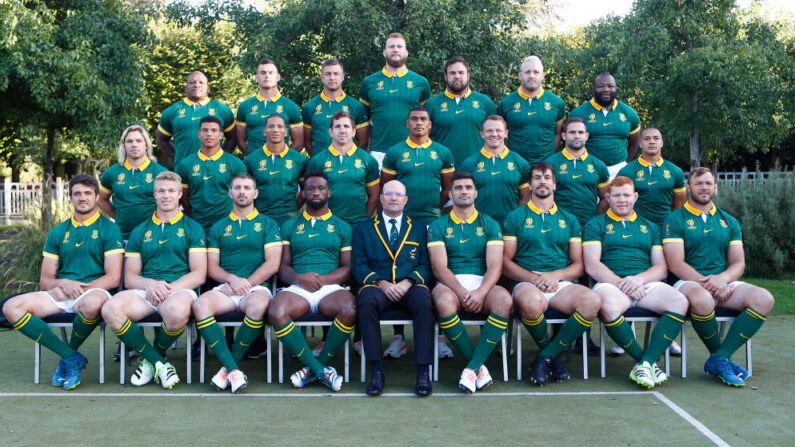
[352,180,434,396]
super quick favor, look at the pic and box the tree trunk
[42,127,55,228]
[689,92,700,169]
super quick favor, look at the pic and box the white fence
[0,178,66,225]
[717,171,792,186]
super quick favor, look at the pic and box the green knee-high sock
[13,313,75,359]
[540,311,594,358]
[691,311,721,353]
[641,311,685,364]
[231,316,264,363]
[196,316,239,371]
[114,319,166,365]
[604,315,644,362]
[274,320,325,376]
[714,308,767,359]
[439,313,473,361]
[154,323,185,357]
[466,313,509,370]
[69,312,99,350]
[317,318,354,364]
[522,314,549,350]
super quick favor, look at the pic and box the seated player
[663,167,774,387]
[194,173,282,393]
[2,175,123,390]
[583,176,688,388]
[268,171,356,392]
[427,172,511,393]
[102,171,207,389]
[502,162,601,386]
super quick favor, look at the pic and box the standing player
[359,32,431,167]
[3,175,123,390]
[497,56,566,166]
[156,71,236,166]
[176,116,247,235]
[381,107,455,225]
[194,173,282,393]
[502,162,601,386]
[568,73,641,178]
[243,114,309,226]
[544,117,610,227]
[307,111,380,228]
[425,56,496,165]
[583,176,688,388]
[102,171,207,389]
[99,125,168,240]
[663,168,774,387]
[458,115,531,226]
[268,171,356,392]
[236,59,303,156]
[428,172,512,393]
[302,59,369,156]
[617,127,686,228]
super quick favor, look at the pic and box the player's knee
[191,298,212,320]
[2,296,24,321]
[267,299,289,326]
[432,289,456,315]
[599,296,623,321]
[101,298,125,328]
[80,292,108,318]
[245,295,269,320]
[336,299,357,326]
[668,291,689,315]
[577,290,601,320]
[687,289,714,315]
[161,309,189,331]
[749,288,775,314]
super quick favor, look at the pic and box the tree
[0,0,150,226]
[568,0,793,169]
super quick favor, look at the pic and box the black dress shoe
[415,370,432,397]
[367,370,385,396]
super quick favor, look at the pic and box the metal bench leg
[99,324,105,384]
[746,339,752,376]
[681,322,687,379]
[59,327,68,343]
[266,326,272,384]
[433,325,439,382]
[278,340,284,383]
[360,344,366,383]
[186,324,192,384]
[34,342,41,384]
[665,347,670,377]
[501,332,508,382]
[344,338,350,383]
[599,323,606,379]
[199,336,206,384]
[516,318,522,381]
[120,342,126,385]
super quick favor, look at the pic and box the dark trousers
[357,285,434,366]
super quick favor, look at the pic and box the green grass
[745,277,795,315]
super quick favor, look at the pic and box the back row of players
[3,32,774,395]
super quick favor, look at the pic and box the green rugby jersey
[497,88,566,166]
[306,145,380,226]
[236,92,303,150]
[42,212,124,283]
[207,210,281,280]
[158,98,235,165]
[382,138,455,225]
[568,99,641,166]
[663,202,743,276]
[617,156,686,227]
[125,211,207,283]
[175,149,247,233]
[302,91,368,150]
[358,67,431,153]
[425,88,496,165]
[544,148,610,226]
[243,145,308,225]
[502,202,581,273]
[280,210,352,276]
[427,210,503,276]
[583,210,661,277]
[99,158,168,239]
[458,148,531,226]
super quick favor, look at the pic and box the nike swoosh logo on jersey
[527,112,536,116]
[541,229,551,233]
[203,175,213,180]
[704,229,713,233]
[647,181,658,185]
[602,122,612,126]
[191,117,201,120]
[159,239,169,244]
[269,171,280,175]
[491,171,502,175]
[456,110,464,114]
[622,235,632,238]
[389,89,399,93]
[459,239,469,243]
[237,235,247,240]
[75,242,84,247]
[338,169,348,173]
[414,162,424,166]
[572,175,582,178]
[129,185,140,189]
[326,114,335,118]
[308,234,319,238]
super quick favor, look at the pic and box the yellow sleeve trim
[104,249,125,256]
[502,235,517,241]
[486,240,504,246]
[598,181,611,188]
[355,122,369,129]
[569,237,582,243]
[125,252,141,257]
[518,183,529,189]
[224,123,236,132]
[189,248,207,253]
[341,246,352,252]
[427,241,444,248]
[264,242,282,249]
[381,168,397,175]
[235,120,247,127]
[99,185,112,193]
[673,187,686,193]
[419,99,428,106]
[359,98,371,106]
[42,252,59,260]
[207,248,221,253]
[440,168,455,174]
[582,241,601,246]
[363,272,376,283]
[629,125,641,135]
[556,117,565,124]
[282,241,291,246]
[662,238,683,244]
[729,240,743,246]
[157,125,172,137]
[289,122,304,129]
[181,183,189,189]
[651,245,663,250]
[366,178,381,187]
[303,124,312,129]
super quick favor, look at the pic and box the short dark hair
[321,58,344,73]
[68,174,99,196]
[530,161,556,182]
[451,171,475,187]
[330,110,354,128]
[688,167,715,184]
[265,113,287,127]
[444,56,469,73]
[257,58,278,71]
[409,106,429,116]
[199,115,223,130]
[640,126,661,137]
[303,170,329,184]
[231,172,256,185]
[562,117,586,132]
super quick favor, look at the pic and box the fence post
[2,178,10,226]
[56,177,64,207]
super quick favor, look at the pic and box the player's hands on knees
[715,284,732,302]
[464,288,487,313]
[377,280,400,302]
[532,271,560,293]
[49,287,69,301]
[618,276,644,298]
[59,279,89,299]
[698,275,728,297]
[146,281,172,306]
[226,275,252,296]
[297,272,323,293]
